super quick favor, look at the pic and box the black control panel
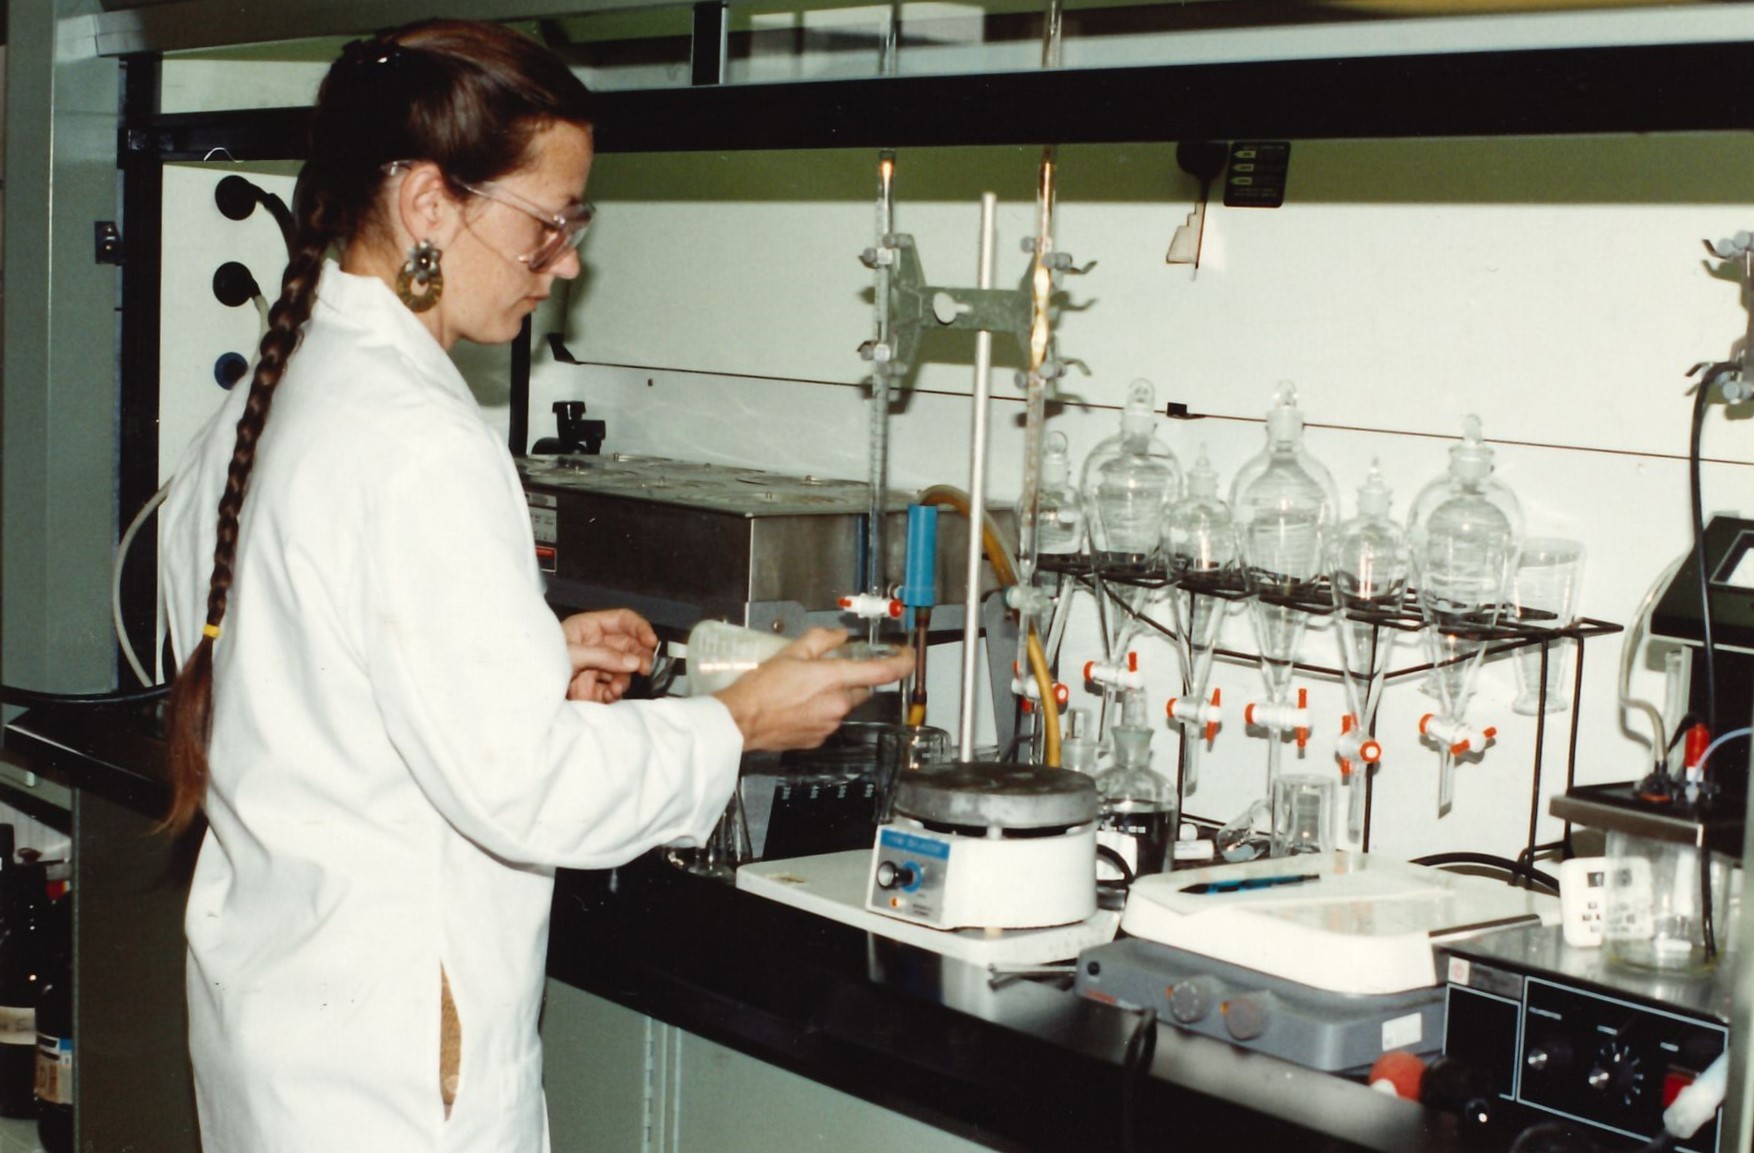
[1444,928,1731,1153]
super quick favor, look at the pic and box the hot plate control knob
[1586,1066,1612,1092]
[1525,1038,1571,1074]
[875,861,918,890]
[1168,978,1219,1024]
[1223,992,1276,1041]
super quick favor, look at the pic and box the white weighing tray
[738,849,1121,966]
[1122,852,1559,995]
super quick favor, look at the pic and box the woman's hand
[561,608,659,703]
[713,628,914,751]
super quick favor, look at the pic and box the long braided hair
[162,20,593,832]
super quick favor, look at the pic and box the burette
[865,152,898,645]
[1010,0,1067,765]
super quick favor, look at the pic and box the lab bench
[1,701,1471,1153]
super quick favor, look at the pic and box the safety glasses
[380,162,593,274]
[454,179,594,273]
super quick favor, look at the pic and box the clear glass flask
[1079,379,1182,563]
[1327,461,1409,843]
[1093,690,1178,879]
[1406,415,1522,816]
[1163,446,1237,795]
[1229,383,1340,798]
[1036,430,1084,555]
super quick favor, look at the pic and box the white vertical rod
[958,193,999,762]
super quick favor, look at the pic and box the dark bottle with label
[0,839,45,1119]
[34,892,71,1153]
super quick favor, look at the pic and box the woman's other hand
[562,608,659,703]
[714,628,914,751]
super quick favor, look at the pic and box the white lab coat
[160,261,741,1152]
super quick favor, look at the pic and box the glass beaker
[1270,773,1335,858]
[1602,830,1734,974]
[873,724,951,823]
[1510,537,1585,715]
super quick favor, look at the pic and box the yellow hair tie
[202,623,222,640]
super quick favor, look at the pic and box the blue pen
[1179,873,1321,895]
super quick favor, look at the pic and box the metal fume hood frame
[106,3,1754,1147]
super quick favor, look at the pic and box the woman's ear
[394,161,462,249]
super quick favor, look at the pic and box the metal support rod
[959,193,999,762]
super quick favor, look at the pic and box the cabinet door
[672,1026,985,1153]
[74,789,200,1153]
[542,983,989,1153]
[542,981,655,1153]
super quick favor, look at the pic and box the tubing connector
[1167,688,1223,744]
[1083,652,1143,691]
[1419,713,1497,757]
[839,593,903,621]
[1246,688,1310,747]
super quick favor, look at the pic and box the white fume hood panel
[567,135,1754,461]
[157,163,299,482]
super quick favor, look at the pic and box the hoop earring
[396,239,444,313]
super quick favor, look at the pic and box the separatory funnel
[1079,380,1180,714]
[1080,379,1181,568]
[1036,431,1084,556]
[1406,416,1523,816]
[1162,447,1237,795]
[1327,461,1410,843]
[1229,384,1340,804]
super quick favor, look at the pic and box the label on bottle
[0,1006,34,1046]
[34,1033,70,1105]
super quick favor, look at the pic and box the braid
[162,230,331,834]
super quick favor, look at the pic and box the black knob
[1423,1056,1497,1130]
[214,174,261,221]
[211,261,261,308]
[875,861,916,890]
[1525,1037,1571,1074]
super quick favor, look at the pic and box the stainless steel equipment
[517,453,1000,636]
[1443,923,1733,1152]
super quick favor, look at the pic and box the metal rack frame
[1045,558,1621,864]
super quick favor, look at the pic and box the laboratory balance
[1075,853,1558,1074]
[738,762,1121,966]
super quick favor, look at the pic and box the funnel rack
[1041,556,1621,870]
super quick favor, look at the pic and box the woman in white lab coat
[158,21,911,1153]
